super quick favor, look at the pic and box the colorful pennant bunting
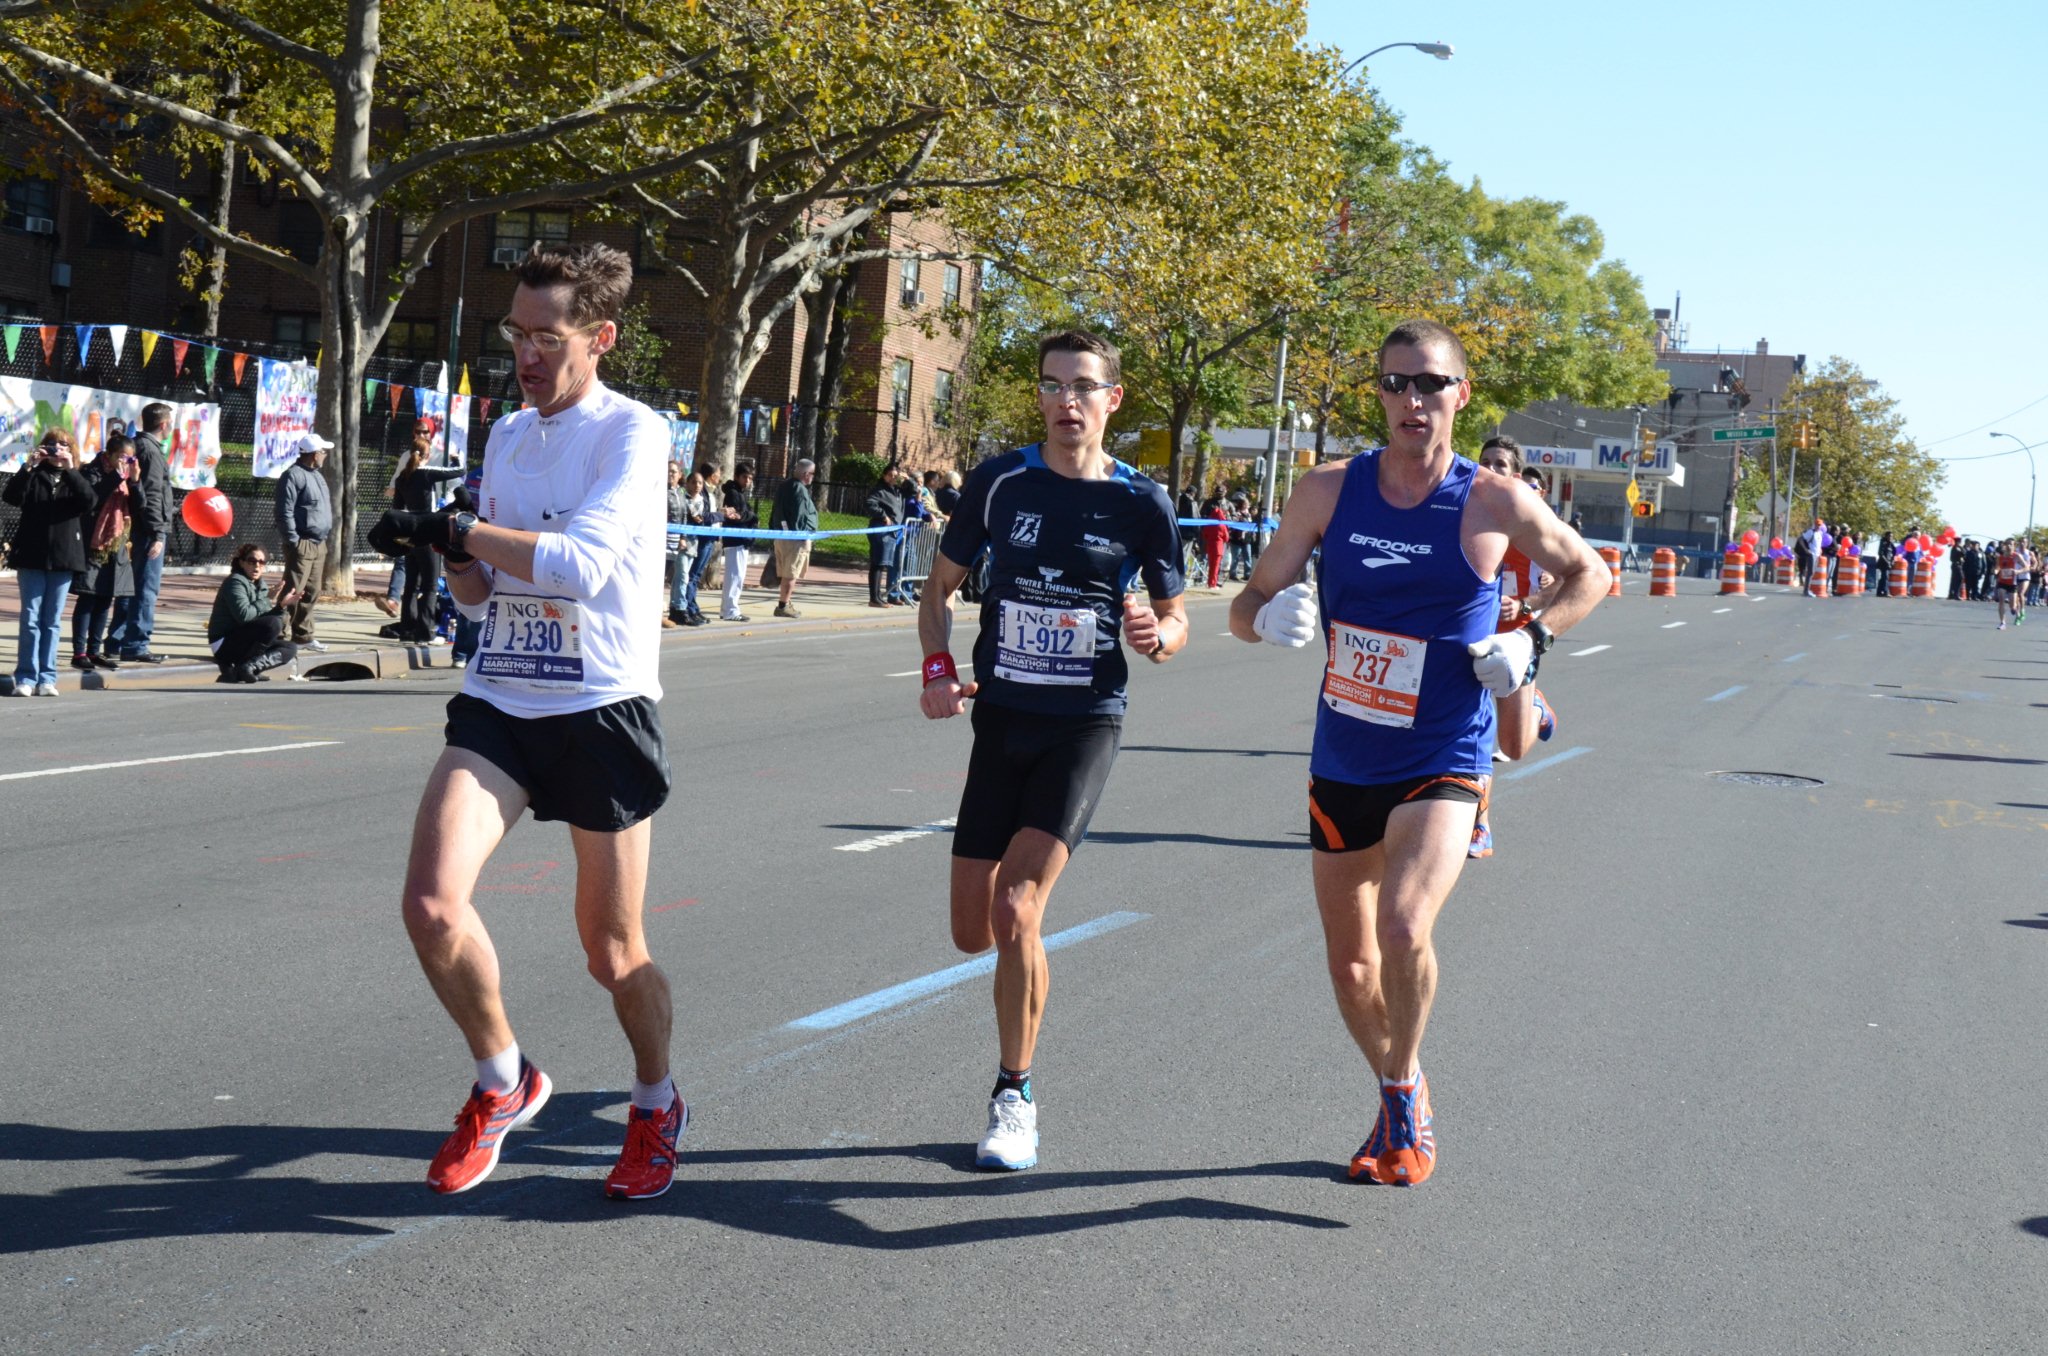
[201,347,219,385]
[458,364,471,397]
[3,325,21,363]
[140,330,159,367]
[171,338,190,376]
[74,325,98,366]
[233,351,249,385]
[107,325,128,366]
[365,378,380,412]
[388,382,403,415]
[39,326,57,364]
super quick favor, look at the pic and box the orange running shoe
[1368,1074,1436,1186]
[604,1095,688,1200]
[1348,1100,1389,1181]
[427,1058,553,1194]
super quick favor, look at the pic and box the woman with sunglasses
[71,433,141,671]
[5,429,95,696]
[206,543,300,683]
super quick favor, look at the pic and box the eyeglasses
[247,556,267,565]
[1377,371,1466,396]
[498,319,604,355]
[1037,379,1118,399]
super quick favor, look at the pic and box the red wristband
[922,652,958,685]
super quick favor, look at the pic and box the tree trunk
[815,261,859,472]
[1193,416,1214,498]
[318,220,371,594]
[793,270,840,471]
[1166,395,1193,503]
[201,69,240,338]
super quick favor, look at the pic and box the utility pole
[1765,401,1779,546]
[1257,328,1289,547]
[440,218,470,463]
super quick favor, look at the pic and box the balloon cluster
[1896,527,1956,561]
[1724,528,1761,566]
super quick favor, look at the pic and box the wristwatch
[449,511,478,551]
[1523,614,1555,655]
[1148,640,1166,659]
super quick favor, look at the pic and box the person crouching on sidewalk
[208,543,300,683]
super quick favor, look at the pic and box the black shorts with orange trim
[1307,772,1483,854]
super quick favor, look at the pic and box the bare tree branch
[0,62,319,284]
[0,36,327,199]
[185,0,340,78]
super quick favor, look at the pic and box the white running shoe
[976,1088,1038,1171]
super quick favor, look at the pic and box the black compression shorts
[445,692,672,832]
[1307,772,1483,854]
[952,701,1121,859]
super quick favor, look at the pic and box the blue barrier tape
[667,522,906,542]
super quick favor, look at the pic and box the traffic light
[1632,501,1655,517]
[1639,426,1658,464]
[1794,421,1816,451]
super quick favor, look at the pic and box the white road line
[0,740,342,783]
[1662,621,1687,629]
[885,670,921,677]
[787,910,1150,1030]
[1713,607,1732,614]
[1570,644,1611,657]
[1500,746,1592,782]
[1783,652,1807,663]
[833,816,958,853]
[1704,685,1747,703]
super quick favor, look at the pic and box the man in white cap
[274,432,335,651]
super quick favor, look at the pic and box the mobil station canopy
[1521,438,1686,486]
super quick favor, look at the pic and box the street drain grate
[1871,693,1956,703]
[1709,771,1826,788]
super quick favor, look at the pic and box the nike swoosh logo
[1359,554,1411,569]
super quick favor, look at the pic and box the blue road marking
[787,910,1151,1031]
[1500,746,1593,782]
[1704,685,1747,702]
[1783,652,1807,663]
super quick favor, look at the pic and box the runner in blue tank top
[1229,319,1608,1186]
[917,330,1189,1171]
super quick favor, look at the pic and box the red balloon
[1770,536,1784,550]
[181,488,233,538]
[1941,525,1956,540]
[1741,530,1759,544]
[1928,545,1945,559]
[1742,549,1758,565]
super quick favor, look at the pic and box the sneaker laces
[625,1106,677,1165]
[988,1096,1030,1137]
[1381,1086,1417,1151]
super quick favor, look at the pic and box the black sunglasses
[1377,372,1465,396]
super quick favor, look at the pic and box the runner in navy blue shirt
[916,330,1186,1171]
[1230,319,1607,1187]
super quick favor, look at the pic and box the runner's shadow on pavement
[1891,752,2048,765]
[2005,914,2048,931]
[1084,829,1306,851]
[0,1097,1343,1254]
[2021,1217,2048,1240]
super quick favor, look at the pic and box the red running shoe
[604,1095,688,1200]
[427,1059,552,1194]
[1348,1099,1389,1181]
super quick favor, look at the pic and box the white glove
[1467,628,1535,696]
[1253,583,1319,647]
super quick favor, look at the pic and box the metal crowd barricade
[896,522,943,587]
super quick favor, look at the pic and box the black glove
[369,508,456,558]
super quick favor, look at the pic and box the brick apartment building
[1,155,978,483]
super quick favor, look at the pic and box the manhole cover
[1709,771,1826,788]
[1871,693,1957,704]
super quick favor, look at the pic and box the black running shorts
[445,692,672,832]
[952,700,1122,859]
[1307,772,1482,854]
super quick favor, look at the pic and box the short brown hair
[1480,434,1523,474]
[39,426,73,450]
[1038,329,1121,385]
[232,541,264,566]
[515,241,633,326]
[1379,319,1468,375]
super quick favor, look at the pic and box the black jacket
[395,465,466,514]
[4,462,95,572]
[721,481,758,547]
[132,430,172,541]
[865,483,904,527]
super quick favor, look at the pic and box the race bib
[475,595,584,692]
[1323,621,1425,728]
[995,601,1098,685]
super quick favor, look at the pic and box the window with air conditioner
[493,209,571,260]
[899,258,920,307]
[892,357,913,417]
[3,178,56,233]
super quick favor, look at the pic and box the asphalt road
[3,579,2044,1355]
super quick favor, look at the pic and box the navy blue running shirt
[939,444,1184,716]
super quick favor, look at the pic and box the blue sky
[1306,1,2047,538]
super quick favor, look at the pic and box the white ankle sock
[477,1044,522,1095]
[631,1075,677,1112]
[1380,1069,1418,1088]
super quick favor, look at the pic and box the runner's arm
[1123,592,1188,662]
[918,555,976,718]
[1230,462,1341,643]
[1500,482,1607,635]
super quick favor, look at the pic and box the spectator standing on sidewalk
[392,431,467,643]
[719,460,758,622]
[864,471,905,608]
[71,433,139,671]
[275,432,335,652]
[6,428,93,696]
[208,543,300,683]
[106,402,171,664]
[664,460,689,628]
[769,458,818,619]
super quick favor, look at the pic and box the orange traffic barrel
[1806,559,1830,598]
[1888,556,1910,596]
[1774,557,1794,588]
[1719,549,1747,596]
[1911,558,1935,597]
[1650,548,1678,597]
[1835,555,1861,596]
[1599,545,1622,597]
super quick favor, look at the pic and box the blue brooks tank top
[1312,448,1497,785]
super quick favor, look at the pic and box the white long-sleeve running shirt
[458,381,668,717]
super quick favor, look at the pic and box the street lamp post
[1989,432,2039,545]
[1339,41,1455,79]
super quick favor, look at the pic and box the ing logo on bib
[1010,512,1042,546]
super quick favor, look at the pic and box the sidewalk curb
[71,645,450,691]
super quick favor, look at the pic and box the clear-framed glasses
[1377,371,1465,396]
[498,319,604,355]
[1037,379,1118,400]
